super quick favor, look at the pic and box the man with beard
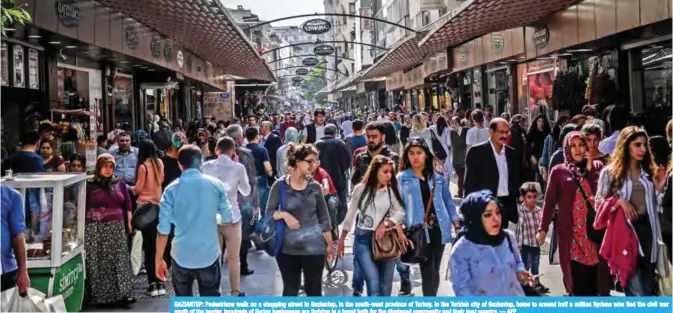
[464,118,520,229]
[350,122,412,296]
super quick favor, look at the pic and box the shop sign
[491,32,504,55]
[164,42,173,63]
[296,68,309,75]
[150,37,161,59]
[13,45,24,88]
[458,47,469,65]
[292,77,303,82]
[177,50,184,68]
[302,57,319,66]
[125,25,139,49]
[300,19,332,35]
[533,25,550,49]
[186,55,193,72]
[314,45,335,56]
[361,7,373,31]
[220,92,230,99]
[1,42,7,86]
[55,0,80,28]
[28,48,38,89]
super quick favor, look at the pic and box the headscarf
[135,129,150,142]
[284,127,298,144]
[458,190,505,247]
[563,130,587,178]
[87,153,121,192]
[172,131,186,149]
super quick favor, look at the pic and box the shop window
[640,43,671,136]
[113,77,133,129]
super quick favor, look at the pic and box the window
[349,3,356,14]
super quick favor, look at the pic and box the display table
[2,173,86,312]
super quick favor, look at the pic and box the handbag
[132,202,159,230]
[572,174,605,245]
[429,129,448,161]
[257,180,286,257]
[371,188,408,261]
[401,178,436,264]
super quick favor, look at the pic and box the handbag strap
[279,180,286,212]
[423,177,437,224]
[571,173,594,212]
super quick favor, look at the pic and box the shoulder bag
[258,181,287,257]
[571,173,605,245]
[400,177,436,264]
[372,188,408,261]
[430,129,448,161]
[131,165,159,230]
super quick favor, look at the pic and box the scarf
[563,131,587,178]
[459,190,505,246]
[87,153,121,192]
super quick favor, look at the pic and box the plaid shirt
[516,205,542,247]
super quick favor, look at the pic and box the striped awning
[418,0,580,53]
[98,0,275,81]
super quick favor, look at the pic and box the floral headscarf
[87,153,121,192]
[563,130,587,178]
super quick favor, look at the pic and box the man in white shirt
[465,109,490,150]
[202,136,251,296]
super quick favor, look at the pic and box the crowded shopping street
[1,0,672,312]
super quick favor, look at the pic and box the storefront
[449,28,526,115]
[403,65,425,112]
[423,52,451,111]
[385,71,404,111]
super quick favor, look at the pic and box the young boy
[516,182,549,293]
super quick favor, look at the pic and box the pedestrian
[527,114,551,187]
[226,124,259,275]
[465,109,490,150]
[40,139,65,172]
[277,127,299,177]
[398,138,460,296]
[202,136,251,296]
[260,121,283,182]
[309,157,339,241]
[1,185,30,294]
[582,123,610,165]
[429,116,452,181]
[162,131,185,190]
[594,126,667,296]
[84,154,136,306]
[96,135,108,156]
[245,127,273,213]
[266,143,333,296]
[155,145,233,296]
[314,124,351,225]
[109,132,139,186]
[464,118,520,228]
[449,116,467,197]
[302,109,327,144]
[409,114,432,149]
[338,155,405,296]
[130,140,166,297]
[537,131,610,296]
[344,119,366,157]
[516,182,548,293]
[450,190,534,296]
[598,105,631,155]
[68,154,86,173]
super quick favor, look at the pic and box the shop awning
[357,33,436,81]
[418,0,580,53]
[98,0,275,82]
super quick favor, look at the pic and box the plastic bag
[1,287,49,312]
[131,231,143,275]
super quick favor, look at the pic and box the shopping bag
[1,287,49,312]
[44,295,66,312]
[130,232,143,275]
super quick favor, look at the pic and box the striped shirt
[516,205,542,247]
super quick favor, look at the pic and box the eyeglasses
[494,129,510,135]
[302,159,317,165]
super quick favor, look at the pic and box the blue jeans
[625,258,656,296]
[352,228,396,296]
[520,245,540,276]
[326,195,338,233]
[240,203,255,270]
[171,259,221,296]
[257,176,270,214]
[352,242,410,293]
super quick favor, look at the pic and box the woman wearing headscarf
[537,131,610,296]
[276,127,298,177]
[450,190,534,296]
[162,131,185,189]
[84,154,136,306]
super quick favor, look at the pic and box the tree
[300,57,327,101]
[1,0,31,37]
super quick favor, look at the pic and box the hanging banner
[28,49,39,89]
[296,68,309,75]
[1,42,7,86]
[13,45,24,88]
[300,19,332,35]
[314,45,335,56]
[302,57,319,66]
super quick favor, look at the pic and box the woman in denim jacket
[397,138,460,296]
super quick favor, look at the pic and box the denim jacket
[398,169,458,244]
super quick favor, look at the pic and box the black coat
[314,136,351,191]
[464,141,520,225]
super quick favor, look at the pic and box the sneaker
[535,283,550,294]
[231,291,246,296]
[157,283,167,296]
[241,268,255,276]
[352,291,362,296]
[147,283,159,297]
[398,278,412,296]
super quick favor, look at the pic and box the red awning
[418,0,580,53]
[358,33,435,80]
[98,0,275,82]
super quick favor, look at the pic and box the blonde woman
[409,114,432,152]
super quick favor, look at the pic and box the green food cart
[2,173,87,312]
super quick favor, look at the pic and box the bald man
[463,117,520,228]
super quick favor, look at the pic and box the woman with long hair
[527,114,551,180]
[594,126,667,296]
[429,115,452,180]
[40,139,65,172]
[130,140,166,297]
[409,114,432,150]
[398,138,460,296]
[337,155,405,296]
[266,143,333,296]
[382,121,401,155]
[537,131,610,296]
[85,154,135,306]
[450,190,534,296]
[68,153,86,173]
